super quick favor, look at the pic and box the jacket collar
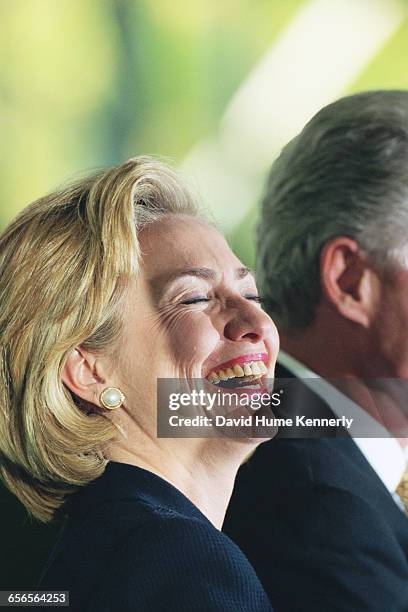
[62,461,209,524]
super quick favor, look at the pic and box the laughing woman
[0,158,278,611]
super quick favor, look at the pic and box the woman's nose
[223,299,273,344]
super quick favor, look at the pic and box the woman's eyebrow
[175,267,217,281]
[173,266,254,281]
[156,266,253,286]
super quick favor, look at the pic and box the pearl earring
[100,387,125,410]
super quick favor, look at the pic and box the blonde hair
[0,156,198,522]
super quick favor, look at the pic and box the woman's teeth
[207,360,268,385]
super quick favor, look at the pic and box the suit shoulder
[228,480,395,552]
[119,509,255,571]
[225,482,408,611]
[240,438,362,489]
[92,513,272,611]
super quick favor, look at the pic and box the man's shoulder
[226,437,408,547]
[226,441,408,559]
[242,437,362,489]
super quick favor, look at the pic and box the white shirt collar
[278,350,406,494]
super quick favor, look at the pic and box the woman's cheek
[170,318,220,374]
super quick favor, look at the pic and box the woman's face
[115,215,279,427]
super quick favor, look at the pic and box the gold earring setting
[100,387,125,410]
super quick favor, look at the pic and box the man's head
[257,90,408,378]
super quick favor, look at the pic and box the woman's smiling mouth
[205,352,269,388]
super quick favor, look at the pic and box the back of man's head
[257,90,408,332]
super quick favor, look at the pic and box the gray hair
[257,90,408,331]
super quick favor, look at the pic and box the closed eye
[180,297,211,305]
[181,295,263,305]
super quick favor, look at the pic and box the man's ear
[62,347,106,407]
[320,236,380,327]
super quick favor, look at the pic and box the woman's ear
[320,236,380,328]
[62,347,105,406]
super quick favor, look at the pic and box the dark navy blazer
[38,461,273,611]
[224,364,408,611]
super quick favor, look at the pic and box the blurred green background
[3,0,408,267]
[2,0,408,588]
